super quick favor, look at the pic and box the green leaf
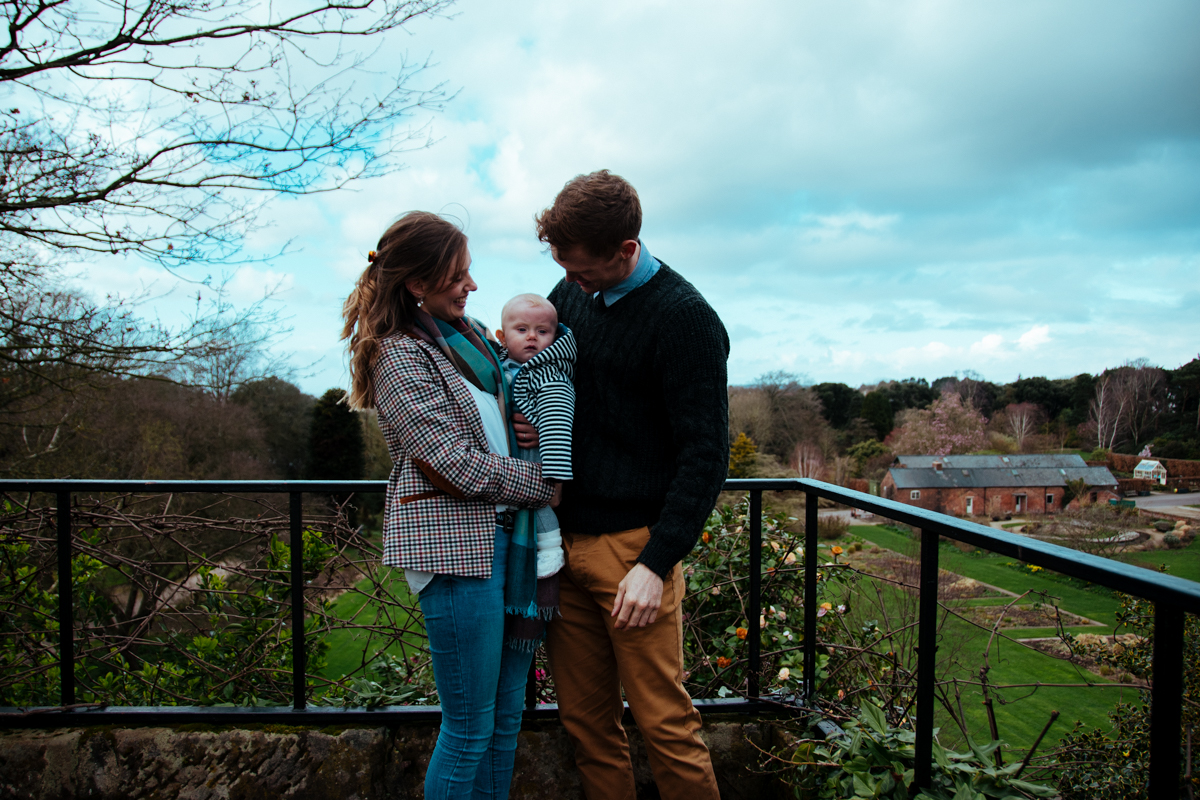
[1009,779,1056,797]
[859,701,888,735]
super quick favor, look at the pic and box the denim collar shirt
[597,240,660,307]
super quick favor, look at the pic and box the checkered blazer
[374,332,554,578]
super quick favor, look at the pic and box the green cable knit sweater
[548,263,730,577]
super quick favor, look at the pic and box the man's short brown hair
[535,170,641,259]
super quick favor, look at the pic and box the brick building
[881,454,1119,517]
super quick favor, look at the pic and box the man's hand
[612,563,663,630]
[512,412,539,449]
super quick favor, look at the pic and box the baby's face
[500,302,557,364]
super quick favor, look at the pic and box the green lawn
[939,610,1131,751]
[1124,544,1200,582]
[852,524,1122,626]
[321,570,427,680]
[837,524,1151,753]
[820,573,1125,755]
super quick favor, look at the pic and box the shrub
[683,499,856,700]
[778,703,1054,799]
[1163,533,1182,549]
[817,516,850,541]
[1153,520,1173,533]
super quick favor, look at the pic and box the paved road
[1132,491,1200,520]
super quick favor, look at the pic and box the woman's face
[416,250,476,323]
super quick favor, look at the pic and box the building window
[1046,493,1054,507]
[1090,492,1098,503]
[910,490,920,500]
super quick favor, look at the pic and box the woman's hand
[549,481,562,508]
[512,412,539,449]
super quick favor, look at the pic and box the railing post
[747,489,762,700]
[804,491,818,704]
[56,491,75,708]
[290,492,306,711]
[1148,603,1184,798]
[913,527,939,791]
[525,660,537,711]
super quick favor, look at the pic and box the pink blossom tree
[887,394,988,455]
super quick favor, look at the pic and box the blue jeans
[419,527,534,800]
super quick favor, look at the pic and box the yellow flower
[778,667,791,681]
[784,552,797,565]
[736,627,748,640]
[831,546,844,556]
[701,531,710,544]
[820,602,833,610]
[717,656,732,669]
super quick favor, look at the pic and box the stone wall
[0,717,786,800]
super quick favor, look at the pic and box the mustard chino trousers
[545,527,720,800]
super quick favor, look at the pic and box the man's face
[498,302,558,364]
[551,243,636,294]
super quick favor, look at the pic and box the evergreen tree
[812,382,863,429]
[882,377,938,412]
[308,388,365,480]
[861,391,894,440]
[232,378,316,479]
[728,432,759,478]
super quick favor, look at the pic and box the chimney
[933,461,943,472]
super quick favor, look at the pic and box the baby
[496,294,576,578]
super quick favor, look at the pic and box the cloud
[93,0,1200,394]
[1018,325,1051,351]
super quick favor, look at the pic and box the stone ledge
[0,716,787,799]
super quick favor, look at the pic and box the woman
[342,211,555,799]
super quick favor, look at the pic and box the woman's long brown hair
[341,211,468,410]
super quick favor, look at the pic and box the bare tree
[1002,402,1046,452]
[0,1,454,448]
[1089,372,1127,451]
[1122,360,1167,447]
[750,371,829,459]
[1088,360,1167,450]
[791,440,825,479]
[2,0,451,266]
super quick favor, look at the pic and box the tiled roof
[894,454,1088,469]
[888,454,1117,490]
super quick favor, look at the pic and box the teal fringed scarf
[500,362,560,652]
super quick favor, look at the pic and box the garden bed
[1020,634,1145,684]
[834,545,1009,599]
[957,604,1100,629]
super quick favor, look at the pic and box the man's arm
[613,295,730,629]
[639,295,730,573]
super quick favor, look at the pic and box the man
[534,170,729,799]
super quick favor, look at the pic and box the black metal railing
[2,477,1198,797]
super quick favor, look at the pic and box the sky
[83,0,1200,395]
